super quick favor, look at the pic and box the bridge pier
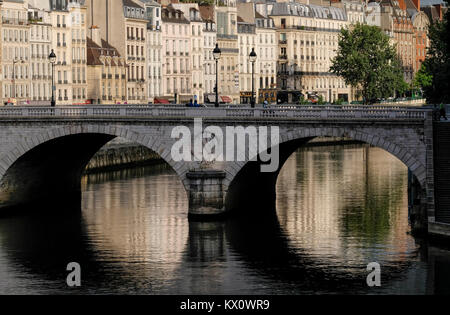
[408,170,428,235]
[186,170,227,220]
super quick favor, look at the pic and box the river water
[0,143,449,295]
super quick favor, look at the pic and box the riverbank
[84,138,163,174]
[85,137,363,173]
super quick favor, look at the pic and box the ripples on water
[0,143,449,294]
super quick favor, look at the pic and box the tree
[412,63,433,97]
[420,8,450,103]
[330,23,407,104]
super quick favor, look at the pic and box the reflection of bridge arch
[0,125,189,209]
[224,128,427,231]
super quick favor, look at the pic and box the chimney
[413,0,420,11]
[90,25,102,47]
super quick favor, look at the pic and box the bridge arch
[0,124,189,210]
[223,127,427,225]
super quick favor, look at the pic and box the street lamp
[12,58,24,100]
[213,43,221,108]
[249,48,257,108]
[49,49,56,107]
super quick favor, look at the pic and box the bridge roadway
[0,104,447,238]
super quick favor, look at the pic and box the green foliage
[333,98,345,105]
[330,23,406,104]
[421,10,450,103]
[413,63,433,92]
[317,95,326,105]
[298,95,309,105]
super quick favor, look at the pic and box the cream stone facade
[29,5,52,104]
[268,2,352,103]
[199,5,216,102]
[143,0,162,103]
[216,0,239,103]
[255,11,277,102]
[68,2,87,104]
[161,5,191,103]
[172,3,204,103]
[87,0,148,104]
[1,0,31,105]
[237,2,257,105]
[86,27,127,104]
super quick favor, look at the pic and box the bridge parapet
[0,105,430,120]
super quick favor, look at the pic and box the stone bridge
[0,105,443,237]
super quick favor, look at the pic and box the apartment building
[161,5,191,103]
[342,0,366,25]
[172,3,204,103]
[407,0,430,73]
[143,0,162,103]
[269,2,352,103]
[237,2,257,105]
[216,0,239,104]
[28,6,52,104]
[255,10,277,103]
[69,2,88,104]
[87,0,148,104]
[1,0,31,105]
[389,0,415,83]
[86,27,127,104]
[199,4,216,103]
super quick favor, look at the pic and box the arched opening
[224,134,426,232]
[0,131,188,212]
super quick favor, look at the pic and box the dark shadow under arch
[0,133,115,210]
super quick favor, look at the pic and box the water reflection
[0,144,449,294]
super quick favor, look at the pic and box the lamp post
[249,48,257,108]
[49,49,56,107]
[12,58,24,100]
[213,43,221,108]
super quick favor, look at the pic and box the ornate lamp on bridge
[213,43,221,108]
[48,49,56,107]
[249,48,257,108]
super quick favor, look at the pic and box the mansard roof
[269,2,347,21]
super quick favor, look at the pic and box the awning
[220,96,232,103]
[205,95,233,104]
[154,98,170,104]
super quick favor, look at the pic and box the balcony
[279,55,287,60]
[279,40,287,45]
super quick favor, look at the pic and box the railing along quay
[0,105,430,120]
